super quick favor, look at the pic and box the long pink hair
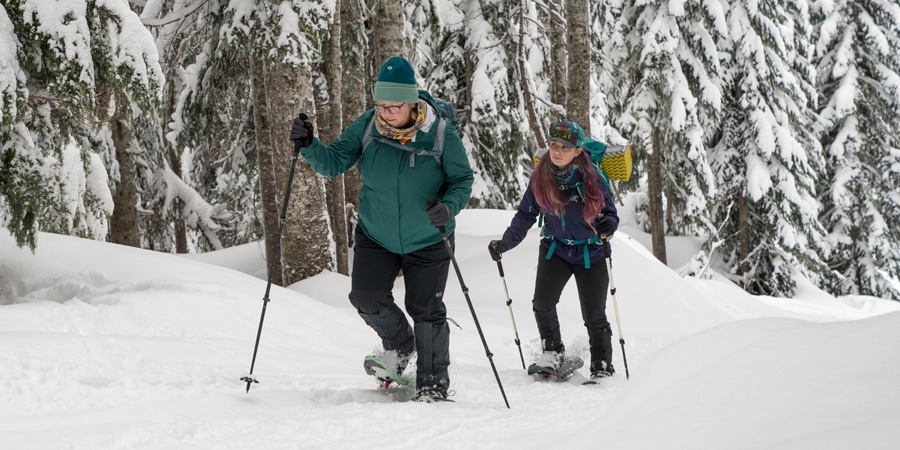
[532,149,606,226]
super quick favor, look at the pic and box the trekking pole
[602,237,630,379]
[241,140,303,393]
[495,259,526,369]
[429,206,509,408]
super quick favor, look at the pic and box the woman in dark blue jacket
[489,121,619,382]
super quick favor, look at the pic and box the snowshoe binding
[582,361,615,385]
[411,386,454,403]
[528,352,584,382]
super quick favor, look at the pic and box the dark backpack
[360,94,461,169]
[430,96,464,138]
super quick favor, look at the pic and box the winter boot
[588,360,615,381]
[411,386,453,403]
[531,307,566,374]
[380,348,414,377]
[587,324,614,374]
[528,349,565,375]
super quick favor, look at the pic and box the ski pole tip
[240,374,259,392]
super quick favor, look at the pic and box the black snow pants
[349,228,452,394]
[532,251,613,371]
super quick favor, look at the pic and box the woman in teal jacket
[290,56,474,402]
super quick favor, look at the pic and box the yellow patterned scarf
[374,100,427,144]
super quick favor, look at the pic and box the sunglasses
[549,126,578,144]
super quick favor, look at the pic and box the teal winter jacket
[300,93,474,255]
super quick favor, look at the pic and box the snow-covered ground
[2,208,898,449]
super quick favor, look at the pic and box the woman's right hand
[290,113,314,149]
[488,240,508,261]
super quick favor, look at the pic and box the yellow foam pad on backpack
[601,145,632,181]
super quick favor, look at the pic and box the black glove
[290,113,314,149]
[488,239,508,261]
[594,215,614,237]
[426,202,451,227]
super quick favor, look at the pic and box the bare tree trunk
[251,53,334,286]
[738,190,750,274]
[373,0,404,64]
[566,0,590,134]
[519,0,545,149]
[665,183,675,232]
[109,118,141,247]
[322,0,349,275]
[549,0,567,121]
[251,60,285,286]
[648,130,667,264]
[342,0,367,249]
[165,85,188,253]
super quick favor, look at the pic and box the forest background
[1,0,899,301]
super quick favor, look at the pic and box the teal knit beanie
[374,56,419,103]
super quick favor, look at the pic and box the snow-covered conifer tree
[0,5,46,250]
[410,0,531,208]
[603,0,726,263]
[138,0,258,252]
[711,0,828,296]
[0,0,163,250]
[814,0,900,300]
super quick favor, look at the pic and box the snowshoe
[528,356,584,382]
[363,352,412,388]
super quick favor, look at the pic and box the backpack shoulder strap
[361,115,376,157]
[361,118,446,168]
[423,118,447,168]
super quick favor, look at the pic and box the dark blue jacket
[502,168,619,266]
